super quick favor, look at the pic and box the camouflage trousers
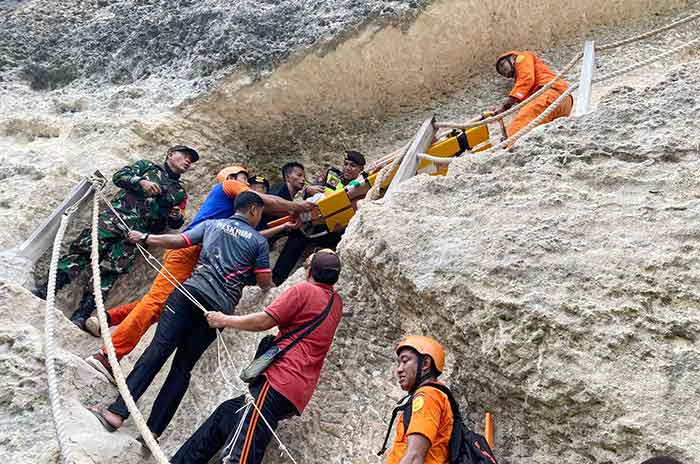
[57,226,138,298]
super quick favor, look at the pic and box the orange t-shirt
[222,179,250,198]
[385,385,454,464]
[505,51,569,102]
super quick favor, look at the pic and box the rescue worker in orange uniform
[383,336,453,464]
[494,51,573,138]
[84,166,313,382]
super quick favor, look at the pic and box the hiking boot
[85,352,116,385]
[84,316,101,337]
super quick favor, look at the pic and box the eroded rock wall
[302,60,700,464]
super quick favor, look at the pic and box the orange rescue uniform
[101,180,249,360]
[499,51,573,137]
[385,384,454,464]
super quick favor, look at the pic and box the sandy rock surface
[316,60,700,464]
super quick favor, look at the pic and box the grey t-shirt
[181,215,270,314]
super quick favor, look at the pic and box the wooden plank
[17,170,105,263]
[575,40,595,116]
[385,116,436,198]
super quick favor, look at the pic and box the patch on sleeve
[515,54,525,64]
[412,396,425,413]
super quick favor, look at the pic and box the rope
[90,182,298,463]
[44,211,79,464]
[591,35,700,84]
[596,12,700,51]
[88,180,171,464]
[366,143,410,201]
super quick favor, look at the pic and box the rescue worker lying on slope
[170,249,343,463]
[34,145,197,332]
[493,51,573,139]
[88,192,274,437]
[83,166,312,383]
[384,336,453,464]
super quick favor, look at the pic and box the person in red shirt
[170,249,343,464]
[493,51,573,139]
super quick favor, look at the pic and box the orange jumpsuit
[499,51,573,137]
[102,180,249,360]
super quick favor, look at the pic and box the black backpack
[378,383,498,464]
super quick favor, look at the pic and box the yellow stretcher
[293,122,492,236]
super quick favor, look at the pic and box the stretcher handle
[481,111,508,142]
[267,215,292,228]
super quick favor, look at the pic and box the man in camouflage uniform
[43,145,198,331]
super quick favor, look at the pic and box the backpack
[377,383,498,464]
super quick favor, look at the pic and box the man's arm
[255,272,273,290]
[206,311,277,331]
[112,160,161,196]
[259,192,314,216]
[397,434,431,464]
[127,230,189,249]
[127,219,206,249]
[221,179,313,215]
[259,217,301,239]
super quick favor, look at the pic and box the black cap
[345,150,365,166]
[249,175,270,191]
[168,145,200,162]
[311,249,341,274]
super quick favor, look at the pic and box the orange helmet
[216,165,249,184]
[396,335,445,374]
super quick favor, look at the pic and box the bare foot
[88,405,124,431]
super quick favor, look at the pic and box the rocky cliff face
[3,60,699,463]
[320,61,700,463]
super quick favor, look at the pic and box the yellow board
[466,124,491,152]
[317,189,355,232]
[313,124,491,230]
[418,124,491,175]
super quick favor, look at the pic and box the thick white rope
[596,11,700,51]
[366,143,410,201]
[88,181,170,463]
[44,210,79,464]
[92,183,297,462]
[591,35,700,85]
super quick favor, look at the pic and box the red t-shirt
[263,281,343,413]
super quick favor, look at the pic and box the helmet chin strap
[409,355,432,394]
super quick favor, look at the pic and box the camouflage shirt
[100,159,188,237]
